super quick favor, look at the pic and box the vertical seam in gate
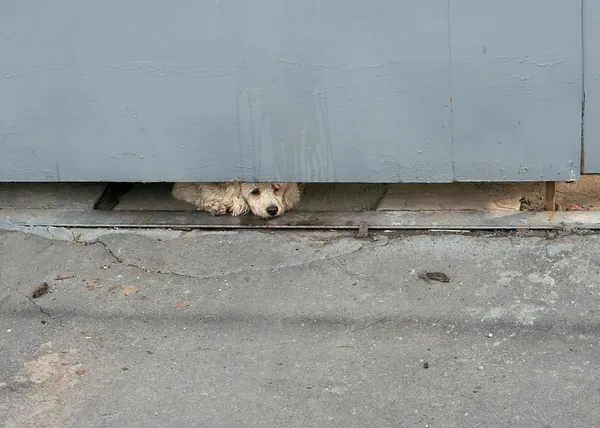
[447,0,455,181]
[581,0,586,174]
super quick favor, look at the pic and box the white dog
[172,182,302,219]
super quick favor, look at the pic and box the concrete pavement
[1,228,599,427]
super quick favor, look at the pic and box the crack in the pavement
[25,295,52,317]
[95,238,203,279]
[91,237,389,282]
[45,226,59,240]
[96,238,123,263]
[126,264,201,280]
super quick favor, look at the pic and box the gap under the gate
[2,177,600,230]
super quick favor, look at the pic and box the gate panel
[0,1,452,182]
[583,0,600,173]
[449,1,583,181]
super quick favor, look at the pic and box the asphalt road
[1,228,598,427]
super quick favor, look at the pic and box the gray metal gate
[0,1,586,183]
[583,0,600,173]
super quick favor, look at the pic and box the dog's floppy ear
[282,183,302,210]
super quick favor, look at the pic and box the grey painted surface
[0,1,583,182]
[450,0,583,181]
[0,0,452,183]
[583,0,600,173]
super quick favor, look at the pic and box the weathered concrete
[114,183,387,212]
[376,182,541,212]
[113,183,197,211]
[297,183,387,212]
[0,183,106,209]
[1,229,600,427]
[3,179,600,214]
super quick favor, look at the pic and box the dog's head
[239,182,301,219]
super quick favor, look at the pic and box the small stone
[123,285,137,296]
[487,333,493,338]
[32,282,49,299]
[477,366,484,371]
[419,272,451,283]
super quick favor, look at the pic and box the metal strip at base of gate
[1,209,599,230]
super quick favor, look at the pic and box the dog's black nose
[266,205,279,216]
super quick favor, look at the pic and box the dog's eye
[273,186,281,194]
[250,189,261,196]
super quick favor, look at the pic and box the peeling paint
[518,58,566,68]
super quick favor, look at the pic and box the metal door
[0,1,583,183]
[450,0,582,182]
[583,0,600,173]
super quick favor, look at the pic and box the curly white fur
[172,182,302,219]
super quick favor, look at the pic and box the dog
[172,182,302,219]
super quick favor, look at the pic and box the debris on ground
[519,197,532,211]
[419,272,451,283]
[54,274,75,281]
[75,369,87,376]
[86,279,100,290]
[122,285,137,296]
[32,282,49,298]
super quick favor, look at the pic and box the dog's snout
[266,205,279,216]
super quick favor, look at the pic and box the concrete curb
[1,209,599,230]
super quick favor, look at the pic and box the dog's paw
[229,201,249,217]
[229,207,248,217]
[205,202,228,216]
